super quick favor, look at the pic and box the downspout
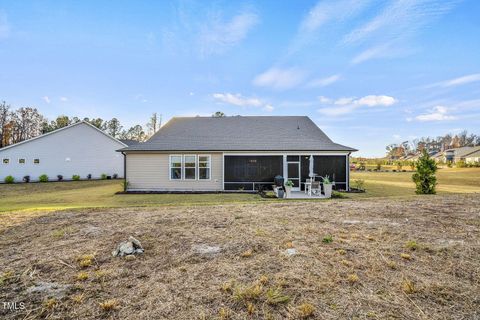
[347,152,351,191]
[121,151,127,192]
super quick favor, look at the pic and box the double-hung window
[169,154,211,180]
[184,155,196,180]
[170,155,182,180]
[198,155,211,180]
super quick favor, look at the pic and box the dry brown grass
[0,194,479,319]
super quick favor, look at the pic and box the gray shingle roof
[119,116,356,152]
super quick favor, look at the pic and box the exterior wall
[0,123,125,182]
[126,152,223,191]
[466,156,480,164]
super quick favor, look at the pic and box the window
[198,155,211,180]
[170,155,182,180]
[33,158,40,164]
[18,158,26,164]
[2,158,9,164]
[184,155,196,180]
[169,154,211,180]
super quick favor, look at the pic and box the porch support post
[283,154,287,180]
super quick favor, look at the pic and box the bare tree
[146,113,161,137]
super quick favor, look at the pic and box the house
[465,149,480,164]
[118,116,357,192]
[0,121,128,182]
[445,146,480,163]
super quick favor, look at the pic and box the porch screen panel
[224,156,283,190]
[313,156,347,186]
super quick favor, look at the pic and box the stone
[125,255,136,261]
[285,248,297,256]
[193,244,221,255]
[112,236,144,257]
[26,281,71,299]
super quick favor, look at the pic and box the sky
[0,0,479,157]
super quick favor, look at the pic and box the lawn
[1,168,479,212]
[0,180,263,212]
[350,167,480,198]
[0,195,478,319]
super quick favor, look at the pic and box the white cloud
[60,97,68,102]
[414,106,456,121]
[42,96,51,104]
[317,94,397,116]
[0,12,10,39]
[252,67,306,90]
[199,12,259,57]
[428,73,480,88]
[212,92,274,112]
[345,0,457,64]
[355,95,397,107]
[307,74,341,88]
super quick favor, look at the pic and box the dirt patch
[1,195,479,319]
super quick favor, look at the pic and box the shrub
[456,160,467,168]
[112,173,118,179]
[39,174,49,182]
[87,174,92,180]
[412,150,437,194]
[376,162,382,171]
[322,235,333,244]
[101,173,107,180]
[72,175,80,181]
[4,175,14,184]
[265,287,290,305]
[23,175,30,183]
[57,174,63,181]
[298,303,316,318]
[447,161,453,168]
[396,161,403,171]
[405,240,418,250]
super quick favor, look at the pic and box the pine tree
[412,150,437,194]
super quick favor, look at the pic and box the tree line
[0,101,161,148]
[386,130,480,159]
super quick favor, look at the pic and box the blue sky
[1,0,479,157]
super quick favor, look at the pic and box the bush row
[3,173,119,184]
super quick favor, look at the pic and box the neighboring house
[118,116,357,192]
[0,121,128,182]
[465,149,480,164]
[445,146,480,163]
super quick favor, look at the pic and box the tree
[412,150,437,194]
[88,118,106,130]
[146,112,161,136]
[212,111,226,117]
[9,107,45,144]
[122,125,146,141]
[107,118,123,138]
[0,101,10,148]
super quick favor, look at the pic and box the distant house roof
[119,139,142,147]
[464,148,480,158]
[119,116,356,152]
[446,146,480,158]
[0,121,127,152]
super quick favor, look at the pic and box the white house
[0,121,127,183]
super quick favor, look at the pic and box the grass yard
[0,195,479,319]
[0,180,263,213]
[0,167,479,212]
[350,167,480,198]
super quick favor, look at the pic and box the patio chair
[311,181,321,196]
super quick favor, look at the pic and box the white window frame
[169,155,183,180]
[33,158,40,164]
[198,155,211,180]
[2,158,9,165]
[183,155,197,180]
[18,158,26,165]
